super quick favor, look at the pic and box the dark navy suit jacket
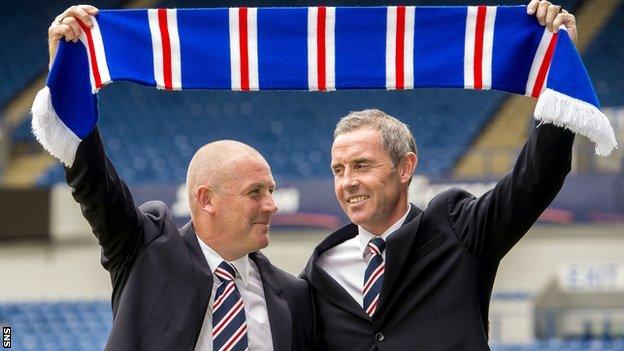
[65,129,315,351]
[303,121,574,350]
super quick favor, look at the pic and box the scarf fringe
[535,88,617,156]
[31,86,80,167]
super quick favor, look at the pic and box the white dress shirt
[194,237,274,351]
[317,207,410,307]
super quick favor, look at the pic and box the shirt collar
[357,206,411,259]
[196,235,250,287]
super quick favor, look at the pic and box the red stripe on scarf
[532,32,558,98]
[317,7,327,92]
[395,6,406,90]
[473,5,486,90]
[157,9,173,90]
[77,19,102,89]
[239,7,250,91]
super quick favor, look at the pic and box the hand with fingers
[527,0,577,45]
[48,5,99,67]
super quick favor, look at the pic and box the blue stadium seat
[34,85,506,185]
[0,0,126,110]
[2,300,622,350]
[0,301,111,351]
[583,2,624,108]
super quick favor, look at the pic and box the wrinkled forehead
[331,128,387,164]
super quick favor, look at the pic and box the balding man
[48,6,314,351]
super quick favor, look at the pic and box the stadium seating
[2,300,622,350]
[33,85,506,185]
[0,0,125,110]
[0,301,111,351]
[492,339,624,351]
[583,2,624,108]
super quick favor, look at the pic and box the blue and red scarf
[31,5,617,167]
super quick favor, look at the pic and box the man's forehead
[332,129,385,163]
[222,154,273,180]
[238,175,276,191]
[331,146,374,163]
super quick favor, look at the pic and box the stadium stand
[1,300,622,351]
[0,0,126,110]
[0,301,111,351]
[583,1,624,108]
[32,86,506,185]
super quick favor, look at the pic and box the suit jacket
[65,129,314,351]
[302,121,575,350]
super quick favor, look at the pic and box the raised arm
[48,6,146,272]
[444,1,578,260]
[66,129,145,271]
[445,121,574,260]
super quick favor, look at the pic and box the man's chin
[256,236,270,250]
[347,212,372,227]
[251,230,270,249]
[344,205,370,222]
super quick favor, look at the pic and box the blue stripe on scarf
[179,9,231,89]
[492,7,542,93]
[48,42,97,139]
[258,8,308,89]
[548,32,599,107]
[335,7,386,89]
[99,10,155,86]
[414,7,466,88]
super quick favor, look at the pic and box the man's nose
[263,194,278,214]
[341,168,359,190]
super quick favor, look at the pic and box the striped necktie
[212,261,248,351]
[363,237,386,317]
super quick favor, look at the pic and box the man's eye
[355,164,370,170]
[332,168,343,176]
[249,189,260,196]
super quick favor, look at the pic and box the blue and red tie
[212,261,248,351]
[363,237,386,317]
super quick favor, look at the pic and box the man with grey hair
[302,3,578,349]
[48,6,315,350]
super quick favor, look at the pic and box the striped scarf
[31,5,616,167]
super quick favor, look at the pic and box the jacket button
[375,332,385,342]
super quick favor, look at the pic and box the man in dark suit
[47,6,314,350]
[302,2,577,349]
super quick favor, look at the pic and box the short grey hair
[334,109,417,166]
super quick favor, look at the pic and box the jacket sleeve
[445,120,575,261]
[64,128,145,271]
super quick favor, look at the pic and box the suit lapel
[180,221,214,346]
[375,204,423,325]
[249,252,292,351]
[303,224,370,322]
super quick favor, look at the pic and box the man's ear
[197,185,216,215]
[399,152,418,184]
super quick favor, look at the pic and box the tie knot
[367,238,386,256]
[214,261,236,283]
